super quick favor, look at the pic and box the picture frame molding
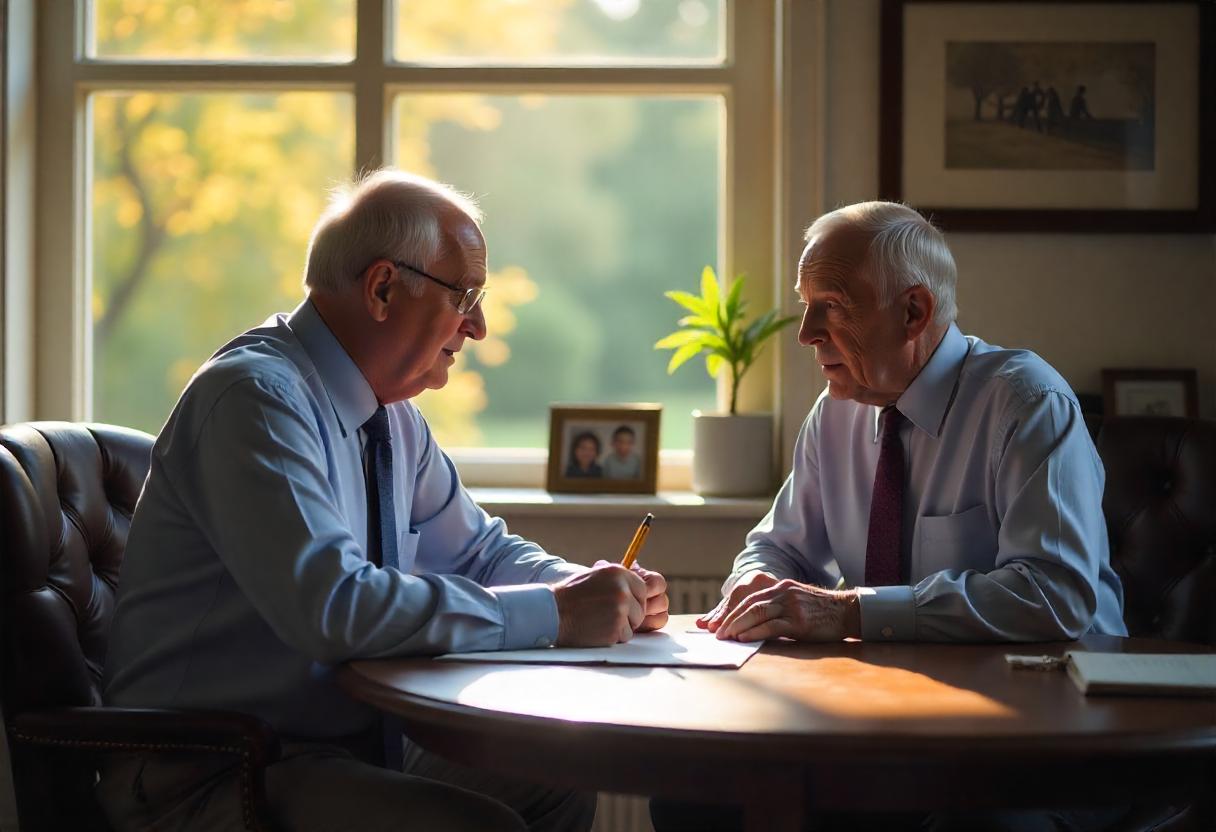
[546,403,662,495]
[1101,367,1199,418]
[879,0,1216,232]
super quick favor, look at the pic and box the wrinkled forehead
[439,211,487,285]
[795,225,871,296]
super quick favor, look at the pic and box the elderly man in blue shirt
[99,169,669,832]
[653,202,1126,832]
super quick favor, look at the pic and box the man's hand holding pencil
[551,513,669,647]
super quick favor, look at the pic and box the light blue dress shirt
[732,324,1126,642]
[103,300,582,737]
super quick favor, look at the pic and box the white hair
[303,168,483,294]
[805,201,957,325]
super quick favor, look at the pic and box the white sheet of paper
[436,616,762,668]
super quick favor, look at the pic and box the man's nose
[797,306,823,347]
[462,304,487,341]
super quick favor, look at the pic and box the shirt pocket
[395,529,420,574]
[914,504,997,578]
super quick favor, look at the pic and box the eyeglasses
[393,261,487,315]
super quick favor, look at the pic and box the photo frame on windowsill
[879,0,1215,232]
[546,404,661,494]
[1101,368,1199,418]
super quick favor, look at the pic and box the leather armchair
[0,422,280,831]
[1095,416,1216,645]
[1092,416,1216,832]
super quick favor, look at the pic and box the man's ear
[903,285,935,341]
[362,260,396,322]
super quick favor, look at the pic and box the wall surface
[498,511,760,588]
[804,0,1216,428]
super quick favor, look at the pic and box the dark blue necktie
[363,407,399,572]
[362,406,404,770]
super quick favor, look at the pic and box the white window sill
[468,487,772,519]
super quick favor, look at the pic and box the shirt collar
[287,298,379,438]
[891,322,968,440]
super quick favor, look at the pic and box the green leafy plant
[655,266,799,415]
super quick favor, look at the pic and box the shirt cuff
[858,585,916,641]
[493,584,560,650]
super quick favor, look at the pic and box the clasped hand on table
[697,571,862,642]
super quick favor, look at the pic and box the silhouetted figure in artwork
[1029,81,1045,132]
[1013,86,1033,128]
[1069,84,1092,120]
[1045,85,1064,133]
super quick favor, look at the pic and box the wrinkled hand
[697,571,781,632]
[714,580,861,643]
[553,563,647,647]
[627,562,669,632]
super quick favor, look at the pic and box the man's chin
[824,380,855,400]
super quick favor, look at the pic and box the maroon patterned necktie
[865,407,907,586]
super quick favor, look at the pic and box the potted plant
[655,266,798,496]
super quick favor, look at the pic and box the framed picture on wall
[879,0,1215,231]
[546,404,662,494]
[1101,368,1199,418]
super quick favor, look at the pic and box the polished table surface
[339,617,1216,831]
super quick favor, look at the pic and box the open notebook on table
[436,614,762,669]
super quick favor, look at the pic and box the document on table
[436,616,762,669]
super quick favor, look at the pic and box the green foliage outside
[91,0,721,449]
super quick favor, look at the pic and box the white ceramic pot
[691,411,774,497]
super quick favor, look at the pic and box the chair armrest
[11,706,280,766]
[12,707,281,831]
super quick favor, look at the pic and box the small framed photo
[1102,368,1199,418]
[546,404,661,494]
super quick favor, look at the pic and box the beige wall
[816,0,1216,422]
[496,512,757,580]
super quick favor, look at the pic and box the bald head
[304,169,484,296]
[801,202,957,326]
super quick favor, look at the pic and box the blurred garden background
[90,0,723,448]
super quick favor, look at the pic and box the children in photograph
[601,425,642,480]
[565,431,604,478]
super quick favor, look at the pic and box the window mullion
[36,0,86,419]
[355,0,387,170]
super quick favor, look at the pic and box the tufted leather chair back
[1095,417,1216,645]
[0,422,154,828]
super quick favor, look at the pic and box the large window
[398,93,720,448]
[37,0,783,471]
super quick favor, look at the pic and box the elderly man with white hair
[99,169,669,831]
[652,204,1130,831]
[705,200,1125,645]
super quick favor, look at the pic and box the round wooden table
[340,621,1216,831]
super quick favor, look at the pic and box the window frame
[26,0,823,486]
